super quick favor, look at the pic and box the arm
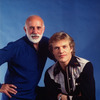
[40,36,56,61]
[0,84,17,98]
[73,62,96,100]
[0,42,16,65]
[0,42,18,97]
[44,70,61,100]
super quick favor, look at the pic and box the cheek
[38,30,43,35]
[29,29,33,33]
[66,48,72,53]
[53,51,58,57]
[27,30,33,35]
[39,28,44,34]
[52,50,55,56]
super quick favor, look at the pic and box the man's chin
[31,36,39,39]
[30,39,41,43]
[27,35,42,43]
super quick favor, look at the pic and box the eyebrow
[29,26,42,28]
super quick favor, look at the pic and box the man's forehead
[53,40,69,46]
[26,16,43,24]
[27,20,43,26]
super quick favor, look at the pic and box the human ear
[24,26,26,32]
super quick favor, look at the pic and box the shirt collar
[23,35,34,47]
[23,35,43,51]
[54,56,80,76]
[68,56,80,67]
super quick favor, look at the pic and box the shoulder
[41,36,49,41]
[2,36,24,49]
[13,36,26,46]
[46,62,58,75]
[0,36,26,60]
[40,36,49,45]
[76,56,90,66]
[76,56,93,72]
[45,64,55,80]
[39,36,49,50]
[7,36,26,47]
[3,36,27,54]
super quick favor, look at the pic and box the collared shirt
[44,56,95,100]
[0,35,52,100]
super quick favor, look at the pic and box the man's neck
[33,43,39,51]
[59,56,72,71]
[60,62,68,71]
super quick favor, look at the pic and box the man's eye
[37,27,41,30]
[63,46,67,48]
[30,27,34,29]
[54,47,59,50]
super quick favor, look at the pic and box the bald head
[25,15,44,27]
[24,15,45,44]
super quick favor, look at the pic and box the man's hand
[58,93,67,100]
[61,94,67,100]
[0,84,17,98]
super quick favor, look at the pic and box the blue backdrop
[0,0,100,99]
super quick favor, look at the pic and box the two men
[0,15,95,100]
[0,15,52,100]
[44,32,95,100]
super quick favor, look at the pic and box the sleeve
[47,49,56,61]
[72,62,96,100]
[44,70,61,100]
[0,42,16,65]
[40,36,56,61]
[0,83,2,88]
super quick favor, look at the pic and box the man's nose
[59,48,64,53]
[32,28,38,33]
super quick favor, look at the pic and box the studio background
[0,0,100,100]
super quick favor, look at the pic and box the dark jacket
[44,56,95,100]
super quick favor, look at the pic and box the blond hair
[49,31,75,55]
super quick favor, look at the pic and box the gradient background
[0,0,100,99]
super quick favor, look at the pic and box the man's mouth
[31,36,39,39]
[59,55,66,58]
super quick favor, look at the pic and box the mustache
[30,34,41,37]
